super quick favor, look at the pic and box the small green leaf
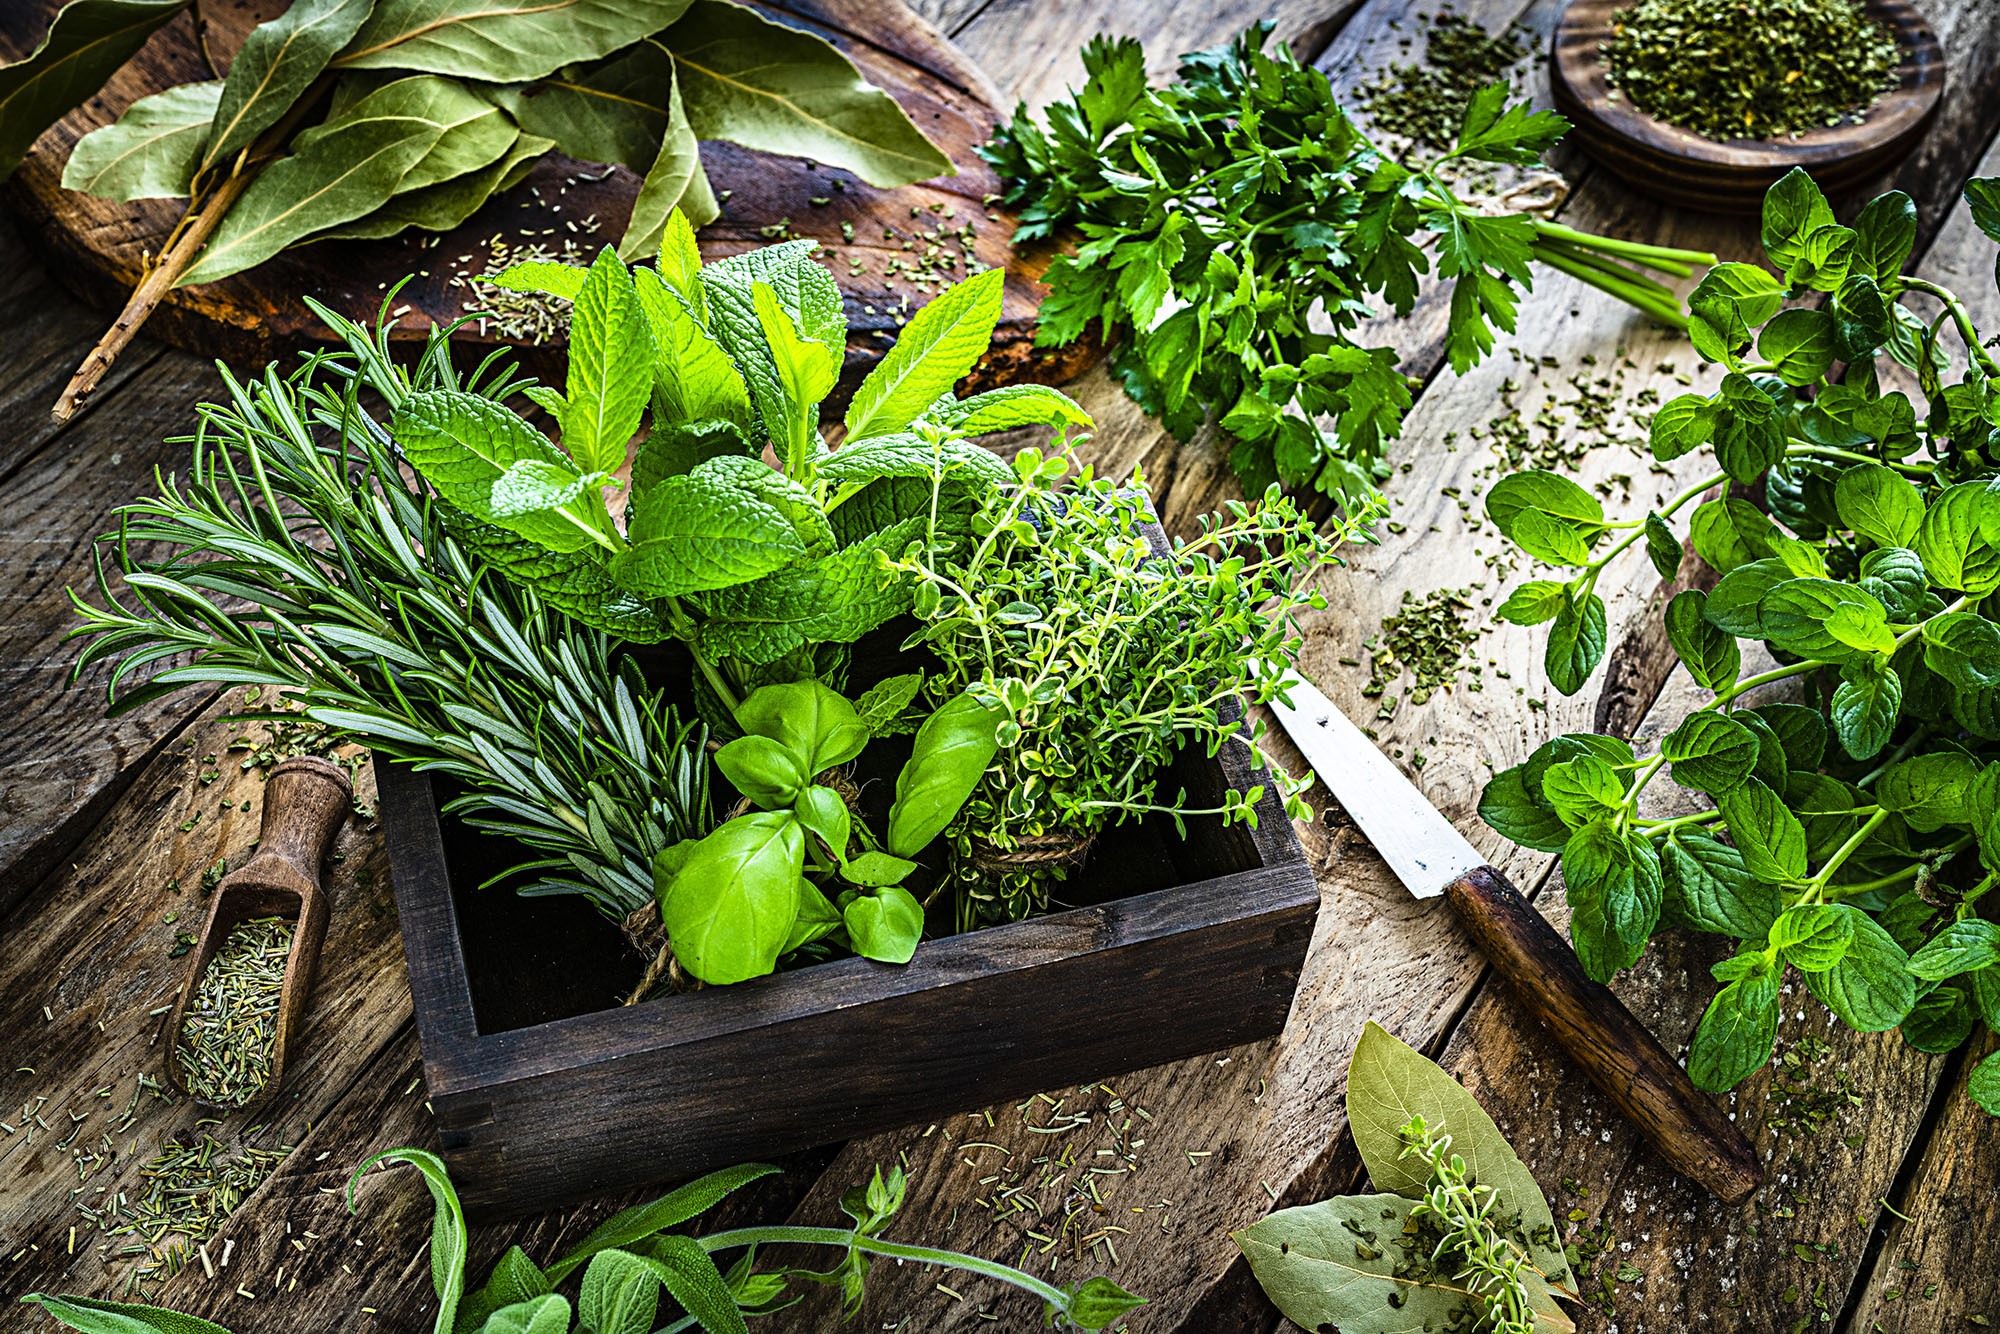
[1877,752,1980,832]
[1495,579,1567,626]
[842,885,925,962]
[1969,1050,2000,1116]
[1661,711,1760,795]
[1831,656,1902,761]
[841,849,918,887]
[1064,1276,1148,1330]
[716,734,808,807]
[1804,914,1915,1032]
[734,680,870,774]
[1545,590,1607,696]
[1689,966,1779,1092]
[847,268,1005,440]
[1907,919,2000,981]
[1834,462,1924,549]
[1562,819,1662,980]
[1478,764,1570,853]
[656,811,804,984]
[1716,778,1807,883]
[1770,903,1858,972]
[1661,831,1776,938]
[563,246,654,475]
[1644,513,1682,580]
[1665,590,1740,691]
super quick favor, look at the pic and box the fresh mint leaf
[1665,590,1740,691]
[846,268,1005,441]
[562,247,653,475]
[1770,902,1857,972]
[1689,965,1779,1092]
[1717,778,1807,883]
[1545,589,1606,696]
[1660,711,1760,796]
[1804,914,1915,1032]
[1561,819,1662,980]
[1478,764,1570,853]
[1907,918,2000,980]
[1661,832,1776,938]
[1832,655,1902,760]
[394,389,607,553]
[1495,579,1567,626]
[612,470,806,598]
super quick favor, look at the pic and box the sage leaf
[1342,1021,1572,1290]
[656,810,803,984]
[348,1147,466,1334]
[180,93,444,284]
[458,1246,552,1334]
[667,0,952,187]
[846,268,1005,440]
[1689,965,1779,1092]
[621,64,720,263]
[334,0,691,83]
[887,690,1001,856]
[16,1293,235,1334]
[562,247,653,475]
[478,1296,570,1334]
[1234,1193,1574,1334]
[545,1163,778,1282]
[578,1250,660,1334]
[632,1237,747,1334]
[842,884,924,962]
[63,79,219,201]
[202,0,372,173]
[0,0,188,179]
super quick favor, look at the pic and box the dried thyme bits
[175,915,292,1107]
[1602,0,1901,141]
[98,1135,292,1248]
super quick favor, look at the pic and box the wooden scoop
[163,755,352,1115]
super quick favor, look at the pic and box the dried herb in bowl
[1602,0,1902,141]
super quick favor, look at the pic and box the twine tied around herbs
[620,767,869,1006]
[965,829,1097,875]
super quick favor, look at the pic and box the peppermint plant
[1481,168,2000,1115]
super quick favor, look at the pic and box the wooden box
[381,636,1319,1221]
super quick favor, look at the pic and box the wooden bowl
[1550,0,1944,213]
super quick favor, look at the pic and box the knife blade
[1264,665,1764,1206]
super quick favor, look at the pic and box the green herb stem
[1901,277,2000,377]
[696,1226,1072,1308]
[1529,246,1690,329]
[1528,219,1718,272]
[1804,808,1890,900]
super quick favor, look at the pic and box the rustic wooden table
[5,1,2000,1331]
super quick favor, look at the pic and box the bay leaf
[666,0,952,188]
[1344,1021,1573,1291]
[333,0,693,83]
[1233,1192,1576,1334]
[0,0,189,179]
[200,0,372,173]
[310,128,549,242]
[180,100,442,283]
[299,74,516,193]
[63,78,219,200]
[620,56,718,262]
[482,39,674,173]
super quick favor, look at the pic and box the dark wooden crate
[382,632,1318,1222]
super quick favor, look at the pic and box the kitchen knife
[1265,668,1763,1206]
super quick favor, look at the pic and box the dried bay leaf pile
[0,0,955,418]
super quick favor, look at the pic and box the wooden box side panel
[432,866,1317,1218]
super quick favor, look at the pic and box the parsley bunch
[983,25,1716,499]
[1482,168,2000,1117]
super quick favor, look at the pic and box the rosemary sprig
[67,312,709,921]
[1397,1114,1538,1334]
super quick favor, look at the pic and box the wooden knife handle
[1444,865,1763,1206]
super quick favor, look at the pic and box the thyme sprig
[1398,1114,1537,1334]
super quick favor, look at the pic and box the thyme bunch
[1397,1114,1537,1334]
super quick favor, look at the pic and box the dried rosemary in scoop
[175,915,292,1107]
[1602,0,1901,141]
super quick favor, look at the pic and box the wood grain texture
[0,0,1094,401]
[1550,0,1945,213]
[1442,864,1762,1204]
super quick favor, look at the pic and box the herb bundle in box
[72,210,1360,1213]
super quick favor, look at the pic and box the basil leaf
[716,734,808,807]
[734,680,870,773]
[841,849,918,888]
[886,691,1001,856]
[656,811,804,984]
[842,885,925,962]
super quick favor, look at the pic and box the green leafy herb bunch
[388,211,1090,718]
[889,446,1385,927]
[1480,167,2000,1116]
[8,0,956,418]
[981,23,1717,499]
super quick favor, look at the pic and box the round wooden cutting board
[0,0,1091,395]
[1550,0,1944,213]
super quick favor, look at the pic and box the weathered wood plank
[760,0,2000,1328]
